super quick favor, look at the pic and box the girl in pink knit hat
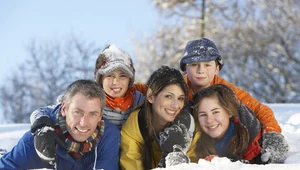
[94,44,145,129]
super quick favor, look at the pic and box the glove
[157,106,194,167]
[158,123,193,167]
[165,145,190,167]
[31,116,67,165]
[261,132,289,163]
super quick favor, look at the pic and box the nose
[171,99,180,109]
[206,114,214,123]
[80,115,88,126]
[112,76,119,84]
[113,77,120,84]
[196,64,203,73]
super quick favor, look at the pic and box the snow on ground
[0,123,30,152]
[154,103,300,170]
[0,103,300,169]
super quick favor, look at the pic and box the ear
[95,74,103,86]
[98,79,103,86]
[61,102,67,117]
[98,111,103,121]
[146,88,154,104]
[215,65,220,75]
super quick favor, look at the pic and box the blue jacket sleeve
[92,119,120,170]
[0,131,52,170]
[29,105,57,125]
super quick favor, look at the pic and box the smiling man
[0,79,120,170]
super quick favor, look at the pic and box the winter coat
[103,90,145,130]
[184,74,281,133]
[239,104,263,162]
[0,107,120,170]
[120,109,200,170]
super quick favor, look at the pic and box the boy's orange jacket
[185,74,281,133]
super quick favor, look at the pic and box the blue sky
[0,0,160,122]
[0,0,159,82]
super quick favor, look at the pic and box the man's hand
[31,116,66,165]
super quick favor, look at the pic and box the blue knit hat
[179,38,224,71]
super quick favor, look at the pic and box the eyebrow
[198,107,220,113]
[165,91,185,97]
[211,108,220,111]
[74,108,100,114]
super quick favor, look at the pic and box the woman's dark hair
[142,65,188,169]
[193,84,249,160]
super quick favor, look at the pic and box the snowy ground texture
[1,103,300,170]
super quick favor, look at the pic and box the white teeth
[208,125,218,129]
[112,88,121,92]
[166,109,176,115]
[77,128,88,133]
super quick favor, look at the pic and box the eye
[119,74,129,80]
[205,63,212,67]
[190,63,197,67]
[74,111,81,115]
[119,74,128,77]
[178,96,185,101]
[165,95,172,99]
[212,110,220,115]
[90,112,98,117]
[198,113,207,117]
[104,74,113,78]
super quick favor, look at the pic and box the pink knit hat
[94,45,135,86]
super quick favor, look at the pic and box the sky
[1,104,300,169]
[0,0,159,82]
[0,0,160,121]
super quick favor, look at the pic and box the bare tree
[133,0,300,103]
[0,36,101,123]
[215,0,300,103]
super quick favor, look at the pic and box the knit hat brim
[97,62,134,79]
[94,44,135,87]
[179,38,224,71]
[180,52,220,64]
[95,62,135,87]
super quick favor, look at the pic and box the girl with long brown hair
[193,84,288,163]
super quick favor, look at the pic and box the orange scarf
[184,75,194,101]
[106,87,135,112]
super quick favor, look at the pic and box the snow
[1,103,300,169]
[0,124,30,152]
